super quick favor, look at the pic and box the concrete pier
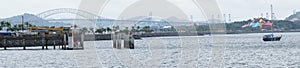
[112,29,135,49]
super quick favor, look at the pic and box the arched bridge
[37,8,103,19]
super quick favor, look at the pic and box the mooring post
[116,33,122,49]
[22,38,26,50]
[53,41,56,50]
[129,34,135,49]
[124,33,130,48]
[112,32,117,48]
[42,35,45,50]
[45,39,48,50]
[64,33,67,50]
[3,39,7,50]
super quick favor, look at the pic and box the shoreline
[85,31,300,41]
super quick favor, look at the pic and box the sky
[1,0,300,21]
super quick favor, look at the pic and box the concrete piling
[112,30,135,49]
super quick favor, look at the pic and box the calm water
[0,32,300,68]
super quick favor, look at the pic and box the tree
[89,27,95,34]
[113,25,120,30]
[4,21,11,27]
[0,21,5,27]
[18,24,24,30]
[0,21,4,30]
[25,22,29,26]
[82,27,88,32]
[121,27,129,32]
[96,28,105,33]
[50,26,56,28]
[141,26,153,32]
[73,25,78,29]
[106,27,111,32]
[0,21,12,31]
[137,26,140,30]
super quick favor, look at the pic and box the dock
[0,35,67,50]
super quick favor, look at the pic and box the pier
[112,32,135,49]
[0,35,67,50]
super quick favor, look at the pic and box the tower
[223,14,227,23]
[266,12,269,19]
[190,15,194,22]
[228,14,231,23]
[270,4,274,20]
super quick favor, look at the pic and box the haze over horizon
[1,0,300,21]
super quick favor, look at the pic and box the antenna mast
[271,4,274,20]
[228,14,231,23]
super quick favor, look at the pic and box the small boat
[263,34,281,41]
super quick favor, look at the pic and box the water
[1,32,300,68]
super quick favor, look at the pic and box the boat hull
[263,37,281,41]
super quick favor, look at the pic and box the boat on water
[263,34,281,41]
[262,4,282,41]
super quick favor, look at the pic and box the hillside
[225,19,300,32]
[285,12,300,21]
[0,13,69,27]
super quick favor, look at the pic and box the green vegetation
[226,20,300,32]
[95,28,105,33]
[0,21,40,31]
[192,19,300,33]
[50,26,55,28]
[140,26,153,32]
[94,26,155,33]
[95,27,112,33]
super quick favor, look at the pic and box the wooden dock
[0,35,67,50]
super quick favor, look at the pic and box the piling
[53,41,56,49]
[124,34,130,48]
[3,39,7,50]
[112,30,135,49]
[112,32,117,48]
[129,35,134,49]
[22,39,26,50]
[116,34,122,49]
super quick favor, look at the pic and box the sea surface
[0,32,300,68]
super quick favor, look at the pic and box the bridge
[37,8,103,20]
[36,8,201,28]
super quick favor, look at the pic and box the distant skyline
[1,0,300,21]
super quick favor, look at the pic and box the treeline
[85,26,157,34]
[0,21,37,31]
[193,19,300,32]
[226,20,300,32]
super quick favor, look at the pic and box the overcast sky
[1,0,300,21]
